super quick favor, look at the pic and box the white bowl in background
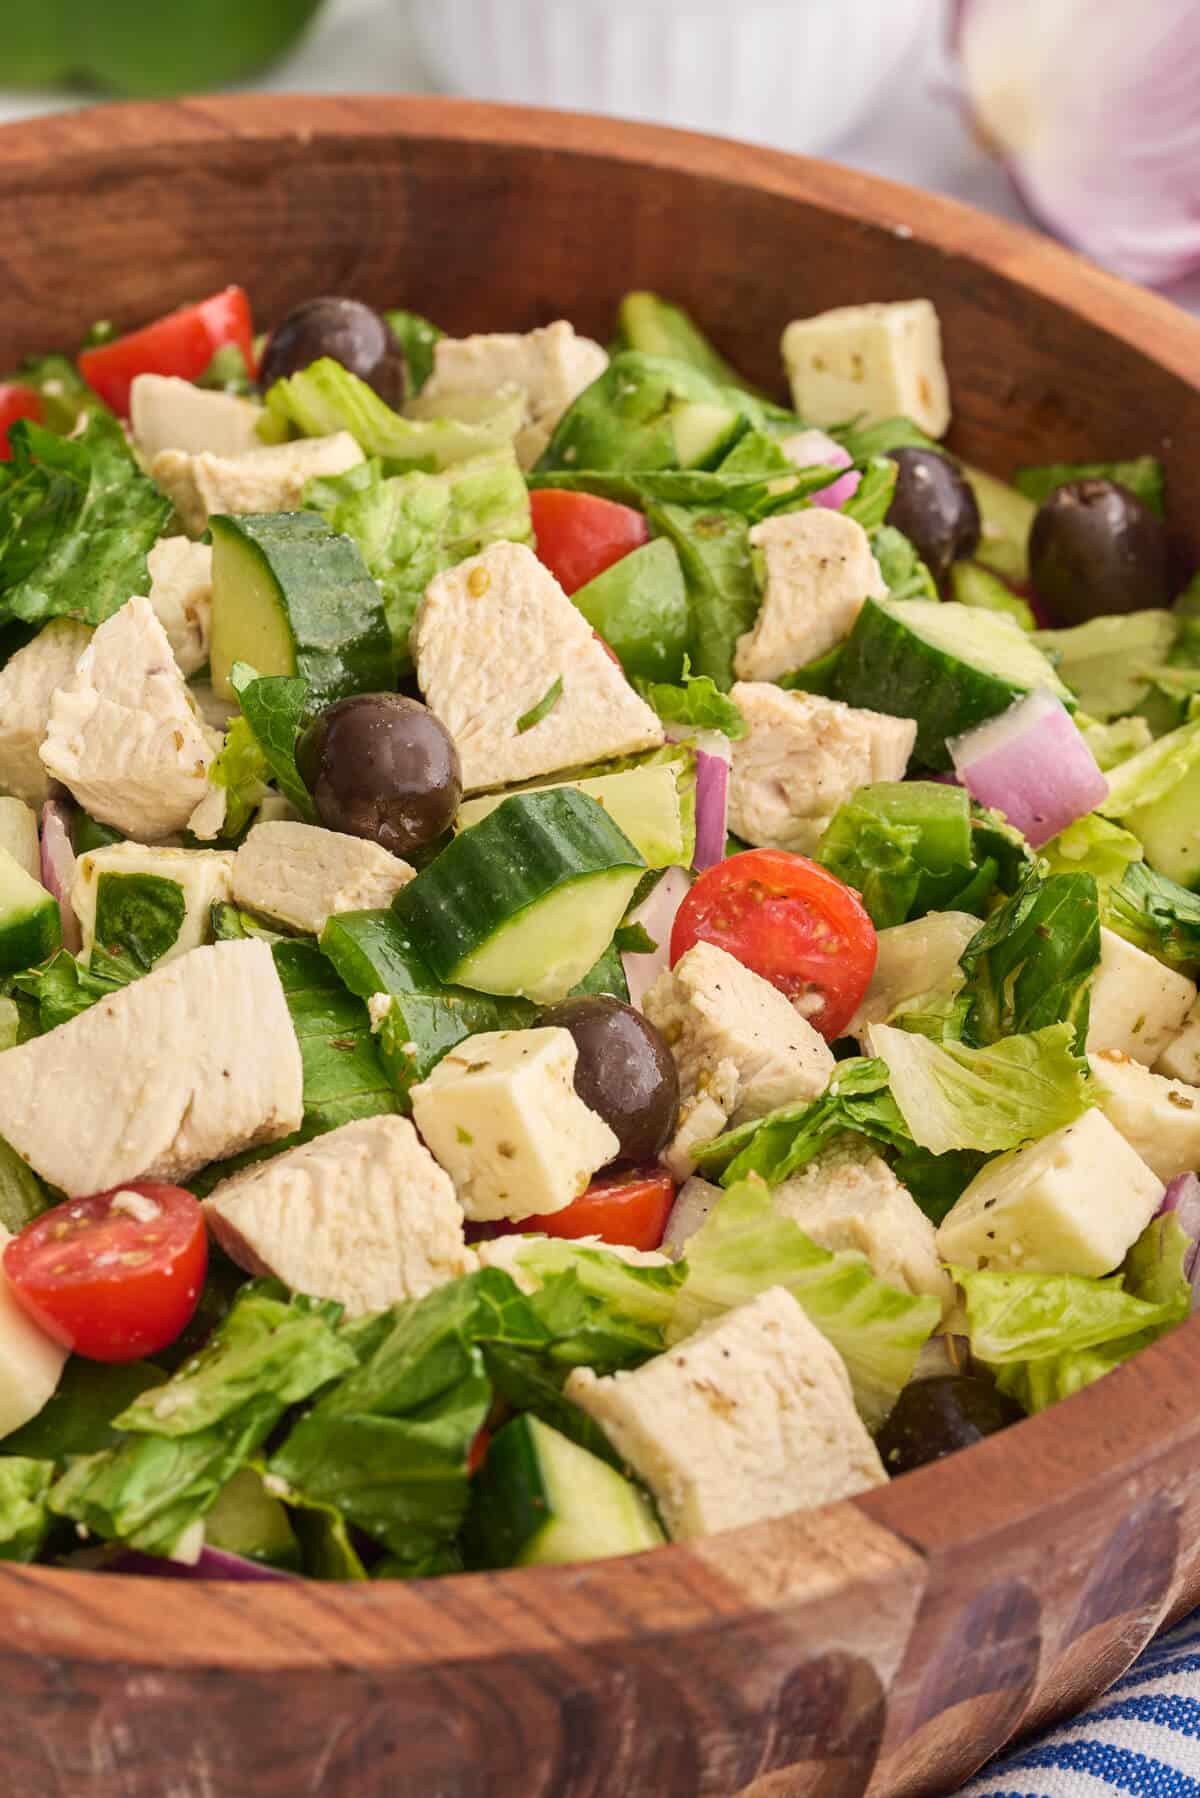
[408,0,937,156]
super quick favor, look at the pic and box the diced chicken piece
[773,1134,955,1313]
[936,1109,1162,1278]
[782,299,951,437]
[204,1115,474,1315]
[846,911,980,1040]
[72,841,235,966]
[151,432,364,537]
[410,1027,619,1222]
[0,1228,67,1439]
[145,537,213,677]
[40,596,218,841]
[0,939,303,1196]
[130,374,265,464]
[1086,927,1196,1065]
[1089,1050,1200,1184]
[642,941,835,1177]
[566,1286,886,1539]
[728,682,916,855]
[1156,998,1200,1086]
[474,1232,668,1295]
[734,511,888,682]
[420,321,608,470]
[413,541,663,794]
[232,821,415,936]
[0,619,91,806]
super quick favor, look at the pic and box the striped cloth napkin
[954,1608,1200,1796]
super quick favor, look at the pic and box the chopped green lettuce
[3,353,110,435]
[834,416,938,459]
[692,1058,912,1187]
[840,458,898,532]
[572,537,689,684]
[816,781,974,930]
[645,503,756,689]
[1104,861,1200,974]
[88,872,186,981]
[10,948,128,1033]
[871,525,937,602]
[1078,713,1154,772]
[958,870,1100,1052]
[1042,814,1144,894]
[637,654,747,738]
[530,463,835,517]
[1015,455,1165,518]
[0,1458,55,1562]
[383,308,444,396]
[538,351,756,475]
[3,1358,165,1460]
[204,715,270,840]
[1033,612,1177,720]
[262,357,523,470]
[227,662,316,822]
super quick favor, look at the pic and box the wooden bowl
[0,96,1198,1798]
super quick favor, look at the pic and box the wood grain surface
[0,95,1197,1798]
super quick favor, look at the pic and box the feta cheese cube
[204,1116,475,1316]
[936,1108,1162,1277]
[1154,997,1200,1085]
[410,1027,619,1222]
[413,541,663,794]
[734,510,887,681]
[566,1286,886,1539]
[642,940,835,1177]
[151,432,364,537]
[0,619,91,806]
[232,821,415,937]
[728,681,916,855]
[72,841,235,966]
[1087,927,1196,1065]
[420,322,608,470]
[130,374,265,464]
[782,299,951,437]
[1089,1049,1200,1183]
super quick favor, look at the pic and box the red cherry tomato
[516,1167,677,1252]
[670,848,877,1041]
[530,489,651,595]
[78,286,255,415]
[4,1184,208,1363]
[0,384,43,460]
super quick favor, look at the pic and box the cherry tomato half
[530,489,650,595]
[670,848,877,1041]
[513,1167,677,1252]
[78,286,255,416]
[0,384,43,460]
[4,1184,208,1363]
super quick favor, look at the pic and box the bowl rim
[0,94,1197,1669]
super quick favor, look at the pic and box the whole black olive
[875,1374,1024,1477]
[886,447,982,583]
[537,995,679,1164]
[297,693,462,856]
[1029,478,1170,626]
[258,297,405,405]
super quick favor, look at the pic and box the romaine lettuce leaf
[1100,714,1200,817]
[88,872,186,982]
[0,1134,49,1232]
[204,715,269,840]
[816,781,974,930]
[834,416,938,460]
[840,458,898,532]
[3,1358,165,1460]
[383,308,444,396]
[645,503,757,690]
[10,948,128,1033]
[1042,814,1144,895]
[0,1458,55,1562]
[958,869,1100,1052]
[1015,455,1165,518]
[637,655,747,738]
[870,525,937,602]
[227,662,316,823]
[691,1057,912,1186]
[1104,860,1200,974]
[1032,612,1177,720]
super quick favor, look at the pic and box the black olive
[297,693,462,857]
[1029,478,1170,626]
[886,447,982,583]
[258,297,405,405]
[875,1374,1024,1476]
[537,995,679,1164]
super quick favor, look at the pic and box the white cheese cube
[151,432,365,537]
[734,510,887,681]
[782,299,951,437]
[204,1116,475,1315]
[410,1027,619,1222]
[1087,927,1197,1065]
[936,1108,1162,1277]
[566,1286,886,1539]
[1089,1050,1200,1184]
[72,841,235,966]
[0,619,92,807]
[1154,997,1200,1085]
[232,821,415,937]
[846,911,981,1040]
[774,1134,955,1313]
[728,681,916,855]
[130,374,265,464]
[0,1228,67,1440]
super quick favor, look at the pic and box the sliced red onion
[692,749,730,873]
[954,0,1200,288]
[781,428,861,510]
[621,865,692,1011]
[39,799,81,953]
[1158,1172,1200,1289]
[948,690,1108,849]
[107,1546,298,1583]
[662,1175,723,1259]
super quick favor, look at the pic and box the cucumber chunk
[397,789,645,1004]
[209,511,394,705]
[455,760,687,870]
[0,847,60,976]
[570,537,688,683]
[832,597,1072,769]
[464,1414,664,1568]
[204,1468,302,1570]
[671,401,743,469]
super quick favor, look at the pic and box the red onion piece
[39,799,81,953]
[1158,1172,1200,1292]
[781,428,861,510]
[692,749,730,873]
[948,691,1108,849]
[662,1175,723,1259]
[107,1546,298,1583]
[621,865,692,1011]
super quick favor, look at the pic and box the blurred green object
[3,0,326,96]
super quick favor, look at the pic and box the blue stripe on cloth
[1115,1653,1200,1693]
[1086,1694,1200,1737]
[995,1740,1200,1793]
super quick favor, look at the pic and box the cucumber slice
[671,401,743,469]
[397,789,645,1003]
[204,1468,302,1570]
[832,597,1072,770]
[455,761,686,870]
[464,1414,664,1568]
[570,538,688,683]
[209,511,393,706]
[0,847,60,976]
[962,463,1036,585]
[949,561,1036,632]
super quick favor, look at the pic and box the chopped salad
[0,284,1193,1582]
